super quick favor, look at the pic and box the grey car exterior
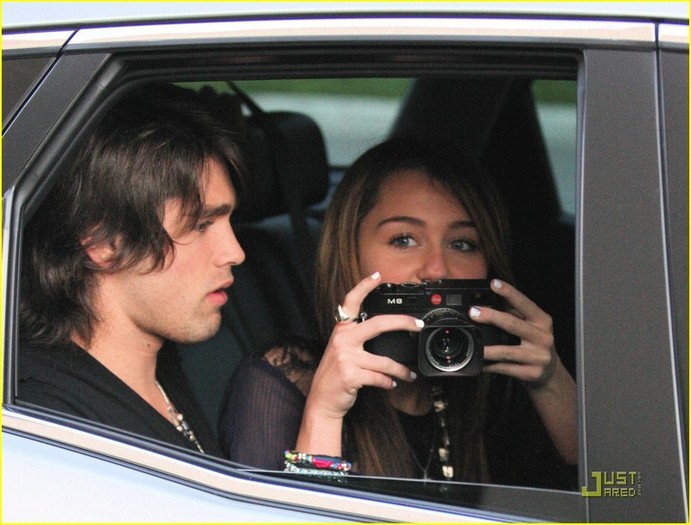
[3,3,688,522]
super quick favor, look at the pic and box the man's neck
[71,322,167,413]
[72,276,178,420]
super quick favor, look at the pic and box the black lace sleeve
[218,353,308,470]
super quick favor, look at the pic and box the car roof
[3,1,689,30]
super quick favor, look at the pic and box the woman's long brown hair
[313,138,513,481]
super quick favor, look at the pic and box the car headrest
[194,87,329,221]
[238,110,329,221]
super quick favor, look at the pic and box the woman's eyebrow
[376,216,424,228]
[449,219,477,229]
[377,216,476,228]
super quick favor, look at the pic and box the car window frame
[577,41,688,521]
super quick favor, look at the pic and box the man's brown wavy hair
[20,84,246,348]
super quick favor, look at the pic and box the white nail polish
[410,371,418,381]
[391,380,398,388]
[492,279,502,289]
[470,307,481,318]
[371,271,381,280]
[415,319,425,328]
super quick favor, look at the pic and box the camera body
[361,279,516,377]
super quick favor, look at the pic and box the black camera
[361,279,517,377]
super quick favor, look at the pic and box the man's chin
[172,316,222,345]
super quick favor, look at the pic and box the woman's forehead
[373,170,466,215]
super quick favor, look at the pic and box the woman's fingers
[483,358,552,384]
[314,273,425,417]
[483,342,553,378]
[471,279,558,385]
[338,271,383,322]
[355,313,424,340]
[470,280,553,345]
[337,354,414,389]
[328,313,422,381]
[487,279,553,330]
[359,350,418,384]
[472,304,554,349]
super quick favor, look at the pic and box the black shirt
[220,352,446,478]
[219,354,304,469]
[220,350,577,489]
[17,340,223,457]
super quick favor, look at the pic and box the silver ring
[335,305,352,323]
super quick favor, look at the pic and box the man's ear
[81,237,119,268]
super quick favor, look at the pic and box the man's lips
[207,280,233,306]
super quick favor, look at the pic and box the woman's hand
[471,279,558,386]
[296,272,422,456]
[470,279,578,464]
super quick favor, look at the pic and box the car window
[532,80,577,216]
[14,70,580,509]
[187,77,578,216]
[3,57,55,129]
[179,78,412,220]
[232,79,411,168]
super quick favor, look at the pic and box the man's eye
[195,220,213,232]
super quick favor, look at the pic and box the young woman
[220,138,577,486]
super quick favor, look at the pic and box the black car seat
[177,87,329,434]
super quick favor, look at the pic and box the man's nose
[217,223,245,267]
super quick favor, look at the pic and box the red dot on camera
[431,294,442,305]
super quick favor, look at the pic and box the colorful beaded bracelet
[283,450,352,475]
[284,463,348,477]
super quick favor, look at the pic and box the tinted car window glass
[532,80,577,216]
[232,79,411,168]
[2,57,54,129]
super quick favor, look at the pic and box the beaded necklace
[400,384,454,481]
[431,384,454,481]
[155,381,205,454]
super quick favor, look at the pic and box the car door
[3,6,688,522]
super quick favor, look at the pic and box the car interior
[172,74,577,489]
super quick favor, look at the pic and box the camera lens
[425,327,474,372]
[430,328,463,357]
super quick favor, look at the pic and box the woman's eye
[389,234,418,248]
[451,238,479,252]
